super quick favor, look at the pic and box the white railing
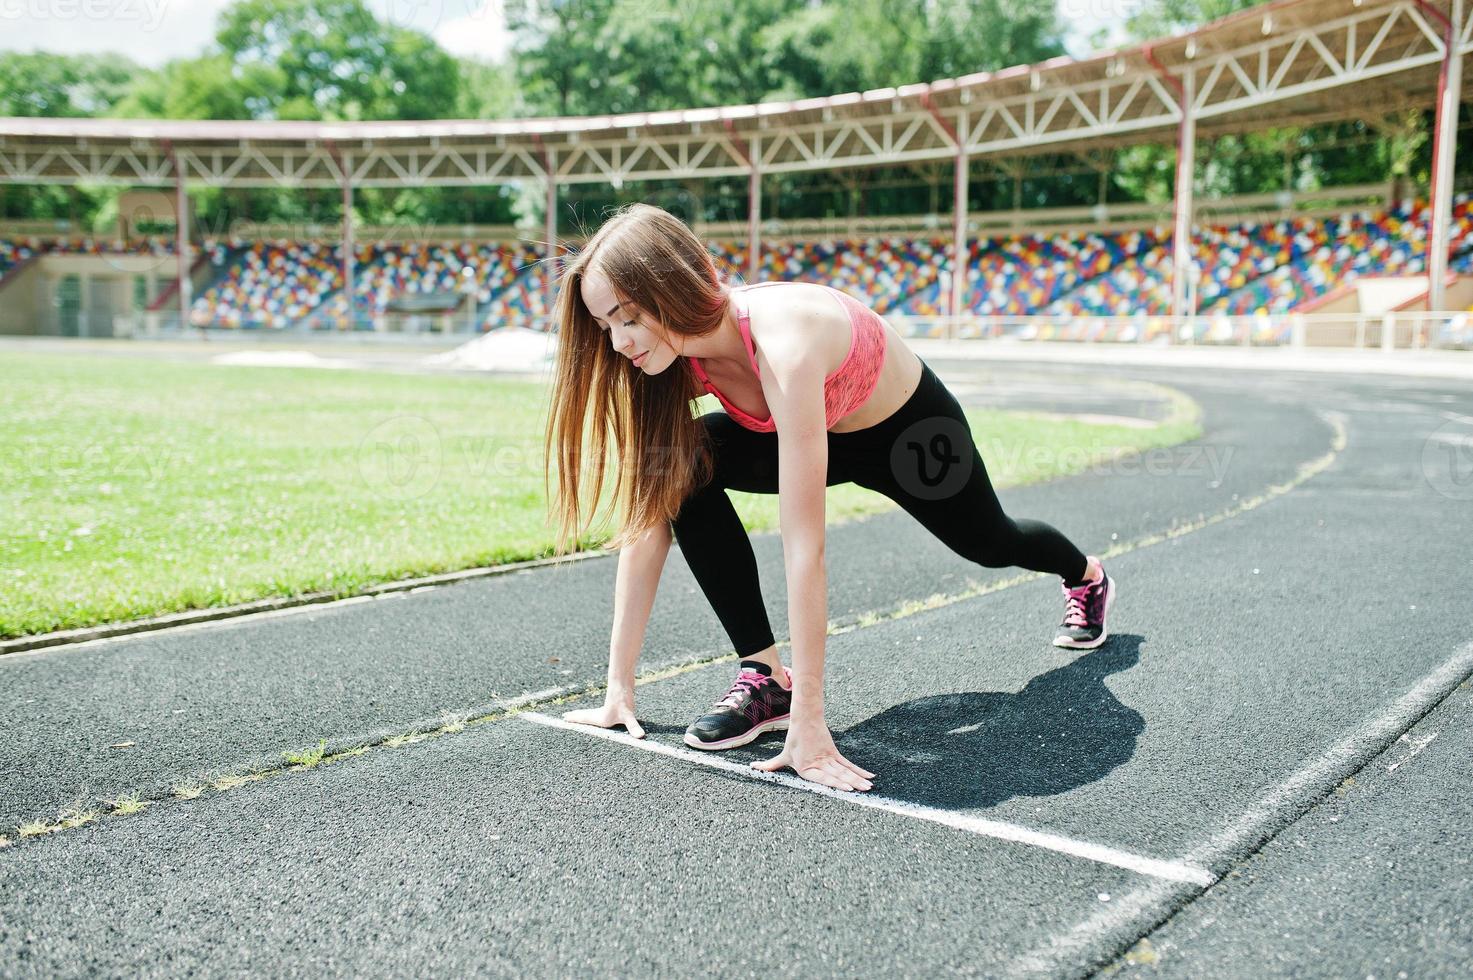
[0,183,1403,246]
[54,310,1467,352]
[887,311,1473,350]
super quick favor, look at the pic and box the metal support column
[921,95,968,323]
[1144,47,1196,321]
[169,145,191,330]
[545,164,558,314]
[343,167,355,330]
[721,121,762,282]
[1170,70,1196,320]
[534,136,559,325]
[951,144,969,322]
[1427,0,1464,311]
[747,137,762,282]
[329,144,355,330]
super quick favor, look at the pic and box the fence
[888,311,1473,350]
[42,309,1464,352]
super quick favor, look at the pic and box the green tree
[457,59,517,119]
[764,0,1064,97]
[504,0,1067,222]
[505,0,756,116]
[1125,0,1270,38]
[0,52,140,117]
[0,53,142,223]
[112,55,260,120]
[214,0,460,120]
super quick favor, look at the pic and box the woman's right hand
[561,690,645,739]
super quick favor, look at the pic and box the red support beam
[1413,0,1462,310]
[163,141,191,331]
[921,92,969,324]
[724,120,761,282]
[1144,46,1196,322]
[535,135,559,327]
[328,143,355,330]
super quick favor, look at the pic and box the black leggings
[671,359,1091,657]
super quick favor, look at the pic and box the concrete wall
[1357,277,1429,313]
[1445,278,1473,309]
[0,253,174,337]
[0,260,46,336]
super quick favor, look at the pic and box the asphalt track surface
[3,358,1471,977]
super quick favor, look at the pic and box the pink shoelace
[716,669,769,709]
[1061,581,1096,628]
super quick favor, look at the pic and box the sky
[0,0,516,65]
[0,0,1133,71]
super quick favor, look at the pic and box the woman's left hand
[752,719,875,792]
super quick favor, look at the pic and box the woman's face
[580,271,678,374]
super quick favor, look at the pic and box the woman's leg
[670,415,779,658]
[672,411,855,659]
[840,363,1092,585]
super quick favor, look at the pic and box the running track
[2,358,1470,977]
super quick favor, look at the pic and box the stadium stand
[3,195,1469,336]
[1,235,173,262]
[190,241,344,329]
[712,236,950,315]
[298,241,538,330]
[0,239,36,280]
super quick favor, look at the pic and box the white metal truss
[1184,0,1455,120]
[0,0,1463,189]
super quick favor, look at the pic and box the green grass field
[1,351,1201,640]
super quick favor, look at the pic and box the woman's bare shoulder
[745,282,847,367]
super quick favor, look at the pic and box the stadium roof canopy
[0,0,1468,188]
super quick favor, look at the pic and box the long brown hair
[543,202,732,556]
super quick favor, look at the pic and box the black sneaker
[683,660,793,751]
[1053,561,1115,650]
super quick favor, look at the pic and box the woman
[543,203,1114,793]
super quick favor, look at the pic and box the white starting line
[519,710,1215,887]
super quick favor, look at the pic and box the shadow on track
[834,634,1145,809]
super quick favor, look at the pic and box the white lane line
[519,710,1213,887]
[1011,639,1473,976]
[0,549,610,659]
[0,591,407,662]
[1182,641,1473,871]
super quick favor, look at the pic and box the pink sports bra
[689,281,888,433]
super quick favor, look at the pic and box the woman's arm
[561,520,671,737]
[747,321,874,792]
[771,375,830,727]
[607,520,672,692]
